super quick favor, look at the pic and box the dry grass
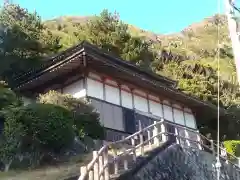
[0,153,93,180]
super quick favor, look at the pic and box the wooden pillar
[80,166,87,180]
[139,120,144,155]
[161,118,167,142]
[197,130,202,150]
[93,151,99,180]
[153,121,159,146]
[175,127,180,144]
[184,129,190,146]
[210,139,215,155]
[99,155,103,180]
[131,138,137,161]
[238,157,240,168]
[103,148,109,180]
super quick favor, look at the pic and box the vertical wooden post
[210,140,215,156]
[80,166,87,180]
[131,138,137,161]
[138,119,142,131]
[184,129,190,146]
[238,157,240,168]
[139,120,144,155]
[89,170,94,180]
[175,127,180,144]
[147,129,151,149]
[153,121,159,146]
[123,156,128,170]
[113,150,118,175]
[161,119,167,142]
[103,148,109,180]
[99,155,103,180]
[196,130,202,150]
[93,151,99,180]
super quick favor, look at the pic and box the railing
[78,118,240,180]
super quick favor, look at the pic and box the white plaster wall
[184,113,196,129]
[173,108,185,126]
[134,95,148,112]
[105,85,120,105]
[149,100,163,117]
[87,78,104,99]
[163,104,173,122]
[62,79,86,98]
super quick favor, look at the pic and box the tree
[75,9,156,69]
[0,4,61,84]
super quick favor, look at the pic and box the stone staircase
[78,119,240,180]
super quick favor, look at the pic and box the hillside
[43,14,235,80]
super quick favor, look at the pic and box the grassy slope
[0,153,92,180]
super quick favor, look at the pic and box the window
[123,108,136,133]
[135,112,153,130]
[90,99,104,125]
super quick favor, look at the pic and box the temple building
[13,41,222,144]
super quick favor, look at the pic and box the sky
[1,0,225,34]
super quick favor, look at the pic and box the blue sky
[1,0,224,34]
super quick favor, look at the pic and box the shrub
[15,103,75,152]
[0,81,22,111]
[38,90,93,112]
[39,90,104,139]
[74,113,104,139]
[0,108,26,171]
[224,140,240,158]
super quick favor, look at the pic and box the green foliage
[38,90,104,139]
[0,4,61,84]
[0,81,22,110]
[51,10,156,69]
[38,90,92,112]
[16,103,75,152]
[224,140,240,157]
[0,108,25,171]
[0,103,75,170]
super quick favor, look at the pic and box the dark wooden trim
[118,83,122,107]
[23,67,84,93]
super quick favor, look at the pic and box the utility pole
[225,0,240,85]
